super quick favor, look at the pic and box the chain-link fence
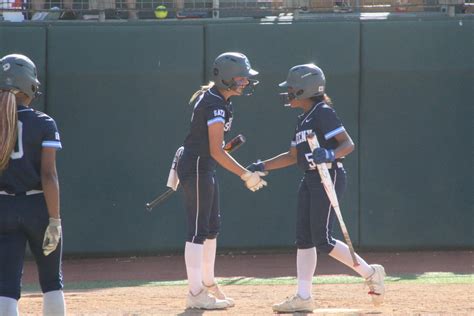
[0,0,471,21]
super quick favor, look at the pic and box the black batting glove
[246,160,265,172]
[313,148,336,164]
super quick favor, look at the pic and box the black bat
[145,134,246,212]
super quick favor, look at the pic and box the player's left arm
[41,147,63,256]
[332,131,354,159]
[40,117,63,256]
[314,107,354,163]
[41,147,60,219]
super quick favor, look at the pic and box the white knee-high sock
[202,238,217,286]
[185,241,204,295]
[296,247,317,299]
[0,297,18,316]
[43,290,66,316]
[329,240,374,278]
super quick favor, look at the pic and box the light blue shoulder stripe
[207,117,225,126]
[42,141,62,149]
[324,126,345,140]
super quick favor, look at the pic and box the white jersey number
[304,152,317,170]
[10,121,24,159]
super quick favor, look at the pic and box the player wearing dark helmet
[0,54,65,315]
[247,64,385,313]
[177,52,267,310]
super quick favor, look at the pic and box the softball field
[20,250,473,315]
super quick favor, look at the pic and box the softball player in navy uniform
[0,54,66,315]
[247,64,385,313]
[177,52,267,310]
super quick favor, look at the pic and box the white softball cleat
[272,294,315,313]
[204,283,235,307]
[186,288,230,310]
[365,264,386,306]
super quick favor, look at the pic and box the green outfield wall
[0,17,472,255]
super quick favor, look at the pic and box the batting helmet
[212,52,258,91]
[279,64,325,100]
[0,54,41,99]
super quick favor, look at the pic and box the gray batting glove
[241,171,268,192]
[42,218,62,256]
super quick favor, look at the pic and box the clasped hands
[241,160,267,192]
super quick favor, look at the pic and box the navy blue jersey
[183,87,233,157]
[0,105,62,193]
[291,102,345,171]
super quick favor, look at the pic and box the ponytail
[310,93,333,107]
[0,91,18,172]
[189,82,215,104]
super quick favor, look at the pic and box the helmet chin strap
[222,78,259,97]
[228,79,259,96]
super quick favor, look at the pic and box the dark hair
[310,93,333,106]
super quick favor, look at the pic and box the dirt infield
[19,250,474,315]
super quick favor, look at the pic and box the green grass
[23,272,473,292]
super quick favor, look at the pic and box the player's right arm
[208,122,247,177]
[209,122,267,192]
[260,146,297,171]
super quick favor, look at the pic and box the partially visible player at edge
[247,64,386,313]
[177,52,267,310]
[0,54,66,316]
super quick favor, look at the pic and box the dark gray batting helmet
[279,64,325,100]
[212,52,258,90]
[0,54,41,99]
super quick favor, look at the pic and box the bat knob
[145,204,152,212]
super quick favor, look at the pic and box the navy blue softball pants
[296,167,347,253]
[0,194,63,300]
[177,154,221,245]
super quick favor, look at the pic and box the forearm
[334,139,354,159]
[42,172,60,219]
[262,151,296,170]
[211,149,247,177]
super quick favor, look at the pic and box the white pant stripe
[191,156,200,243]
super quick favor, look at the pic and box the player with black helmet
[0,54,65,315]
[177,52,267,310]
[247,63,386,312]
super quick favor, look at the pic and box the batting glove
[42,218,62,256]
[246,160,266,173]
[313,148,336,164]
[241,171,268,192]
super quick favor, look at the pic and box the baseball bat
[306,133,359,267]
[145,134,246,212]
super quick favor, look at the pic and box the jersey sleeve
[316,106,345,140]
[206,104,227,127]
[41,116,62,150]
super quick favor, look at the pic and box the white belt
[0,190,43,196]
[326,162,343,169]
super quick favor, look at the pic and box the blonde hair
[189,81,215,104]
[0,91,18,172]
